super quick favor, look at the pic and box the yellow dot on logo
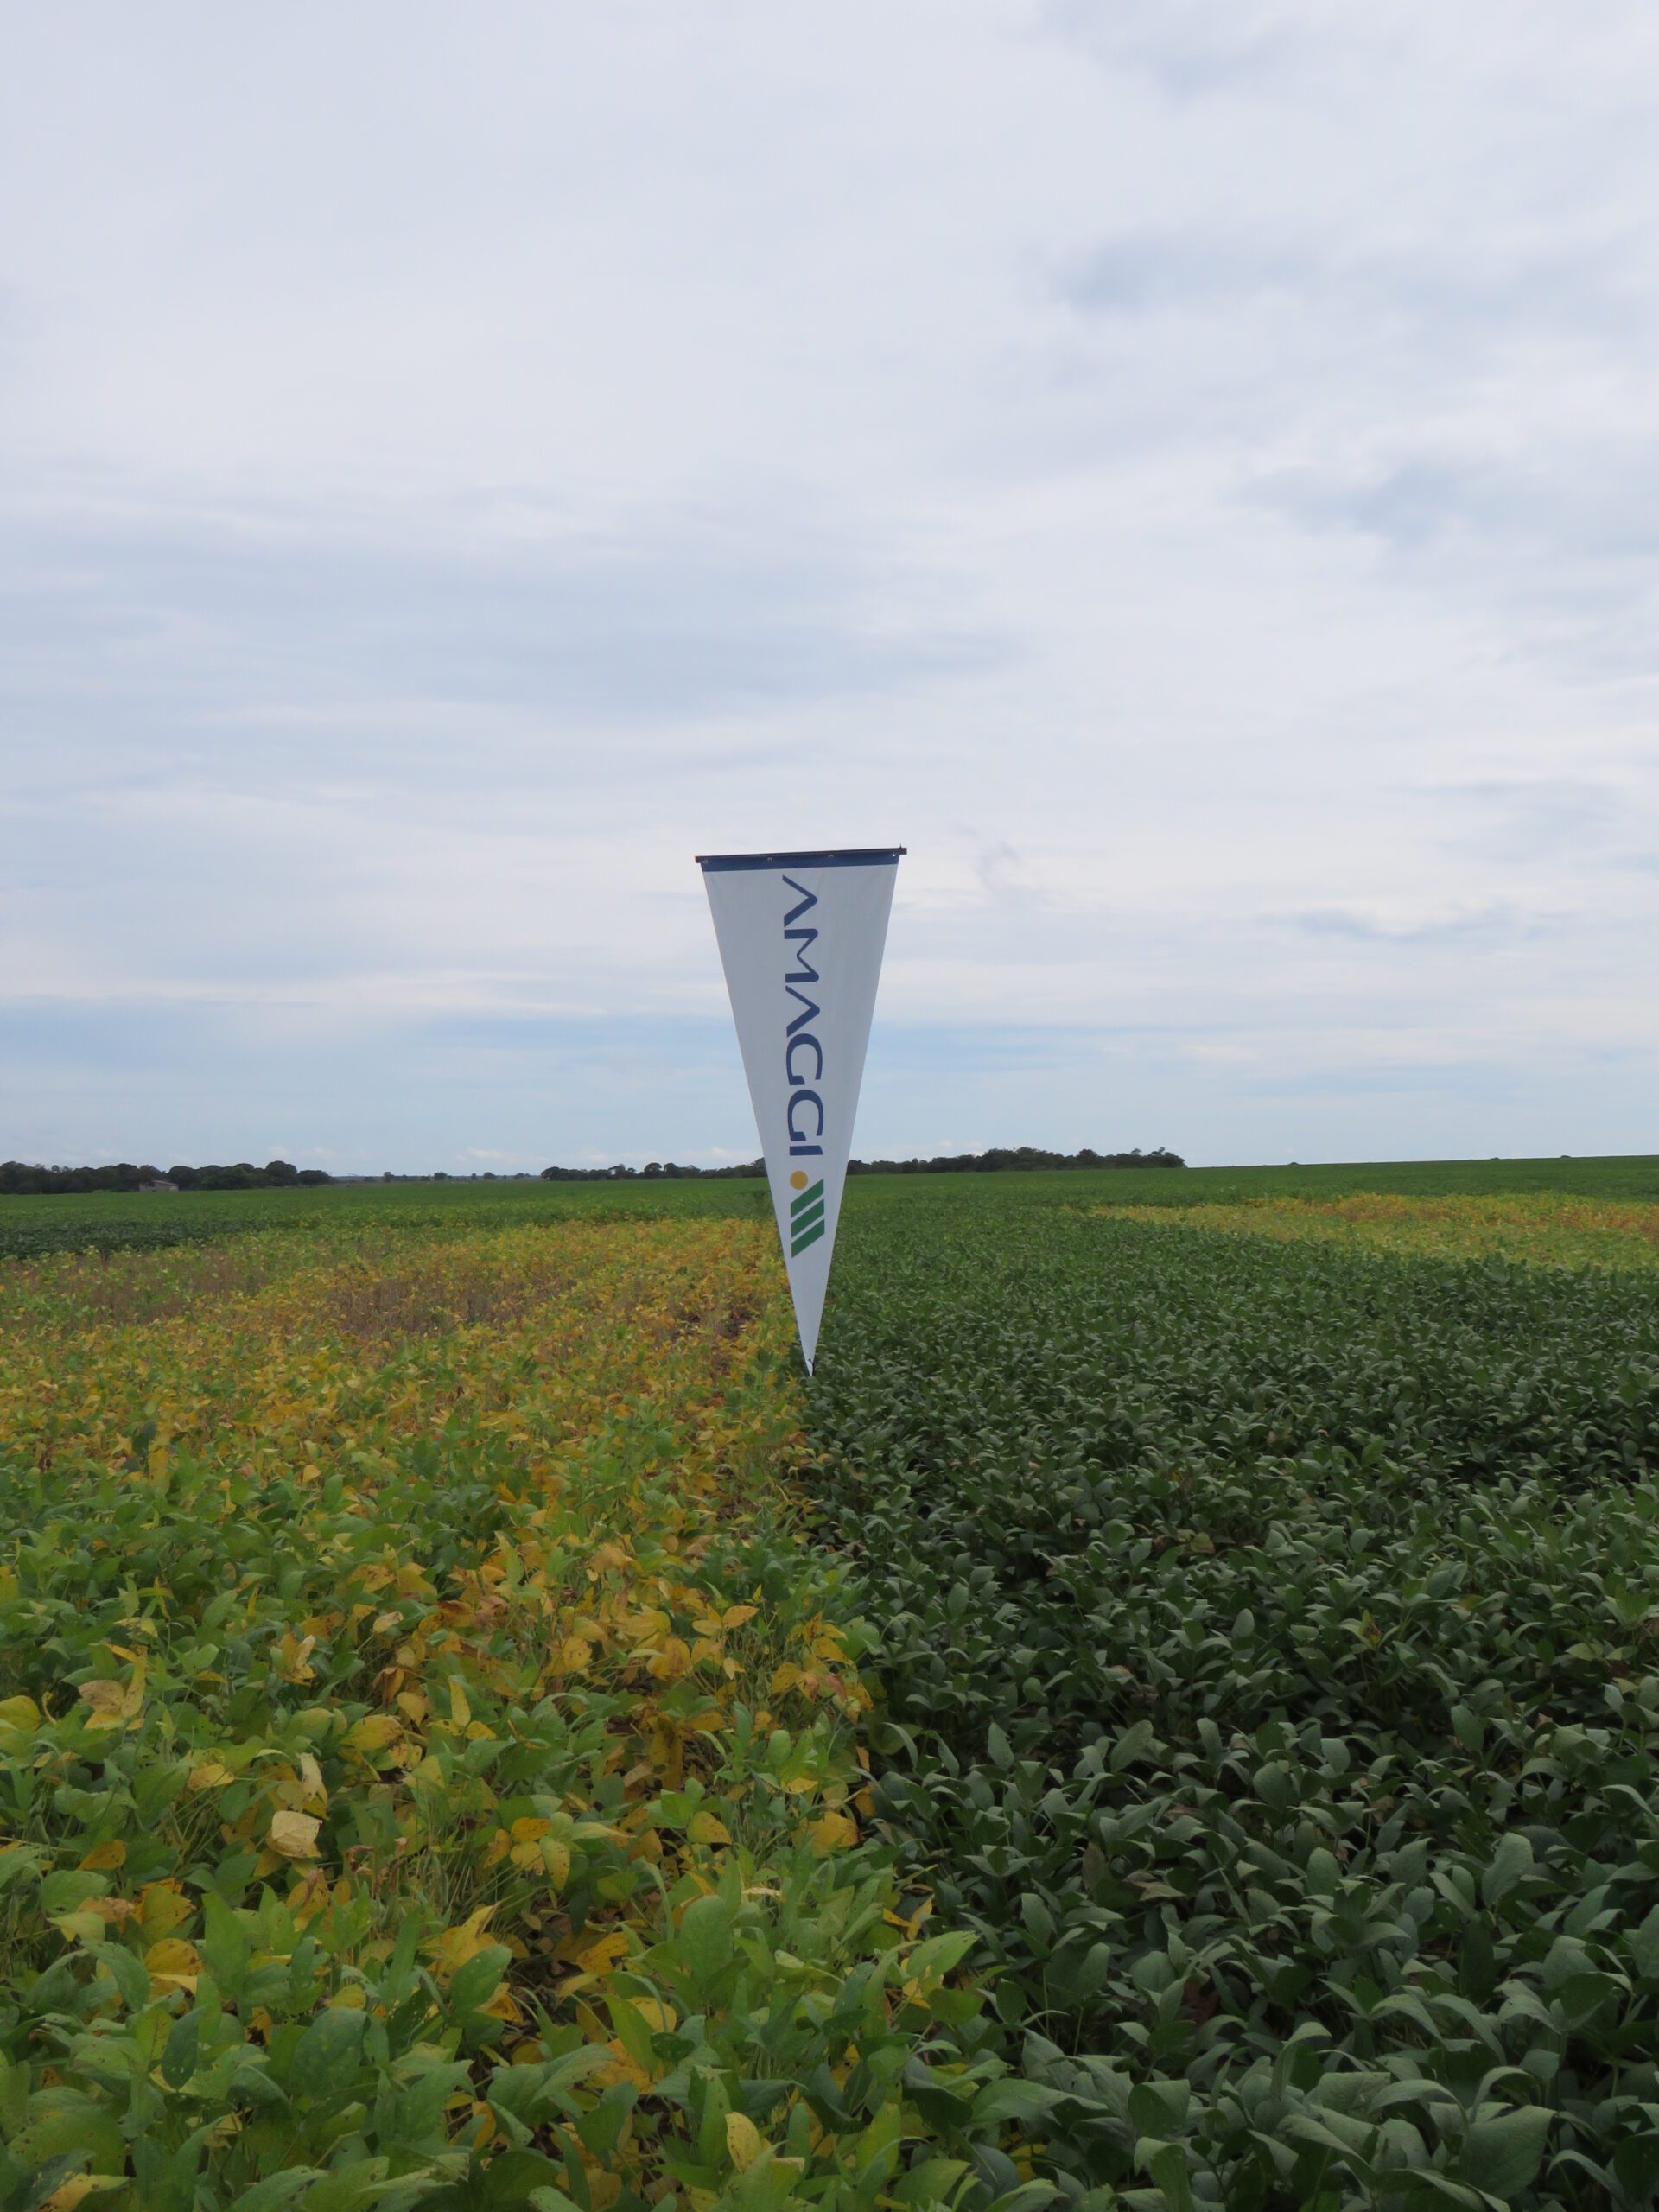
[790,1169,809,1190]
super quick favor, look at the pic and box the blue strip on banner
[696,847,906,872]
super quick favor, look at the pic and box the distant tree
[533,1147,1180,1184]
[1,1158,332,1196]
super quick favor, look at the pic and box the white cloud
[2,1,1656,1168]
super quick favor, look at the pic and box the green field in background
[5,1151,1659,1261]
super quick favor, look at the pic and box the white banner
[698,846,903,1370]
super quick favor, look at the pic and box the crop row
[807,1205,1659,2209]
[1113,1193,1659,1274]
[0,1222,1038,2209]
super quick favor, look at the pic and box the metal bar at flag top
[696,848,906,871]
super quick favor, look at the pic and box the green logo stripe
[790,1179,824,1219]
[788,1179,826,1256]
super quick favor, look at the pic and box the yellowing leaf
[648,1636,693,1682]
[689,1810,733,1847]
[137,1880,192,1938]
[432,1905,497,1976]
[726,2111,764,2171]
[597,2043,652,2092]
[143,1936,200,1993]
[187,1760,232,1792]
[560,1636,594,1674]
[78,1838,126,1871]
[0,1694,41,1734]
[343,1713,400,1755]
[809,1808,858,1853]
[573,1929,630,1974]
[50,1910,106,1947]
[77,1679,129,1728]
[268,1810,321,1859]
[41,2179,124,2212]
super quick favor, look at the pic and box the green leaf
[980,2188,1060,2212]
[1110,1720,1154,1772]
[287,2005,368,2103]
[1253,1762,1296,1813]
[92,1940,150,2014]
[1480,1834,1534,1908]
[200,1891,251,1992]
[1611,2133,1659,2202]
[1630,1904,1659,1982]
[1451,1704,1484,1753]
[677,1894,735,1986]
[906,1929,977,1980]
[161,2006,200,2089]
[450,1942,511,2017]
[1458,2107,1552,2201]
[971,2080,1064,2127]
[232,2175,324,2212]
[1129,2081,1192,2139]
[1146,2142,1195,2212]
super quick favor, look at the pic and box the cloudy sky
[3,3,1656,1173]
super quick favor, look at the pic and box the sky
[3,1,1656,1173]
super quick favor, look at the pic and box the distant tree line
[539,1160,764,1182]
[541,1145,1184,1182]
[0,1160,332,1195]
[3,1145,1183,1197]
[849,1144,1185,1175]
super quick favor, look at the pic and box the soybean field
[811,1190,1659,2209]
[2,1163,1659,2209]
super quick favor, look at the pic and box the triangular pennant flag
[698,846,903,1371]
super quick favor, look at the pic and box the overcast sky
[3,3,1656,1172]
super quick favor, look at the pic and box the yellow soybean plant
[1110,1188,1659,1272]
[0,1221,1015,2210]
